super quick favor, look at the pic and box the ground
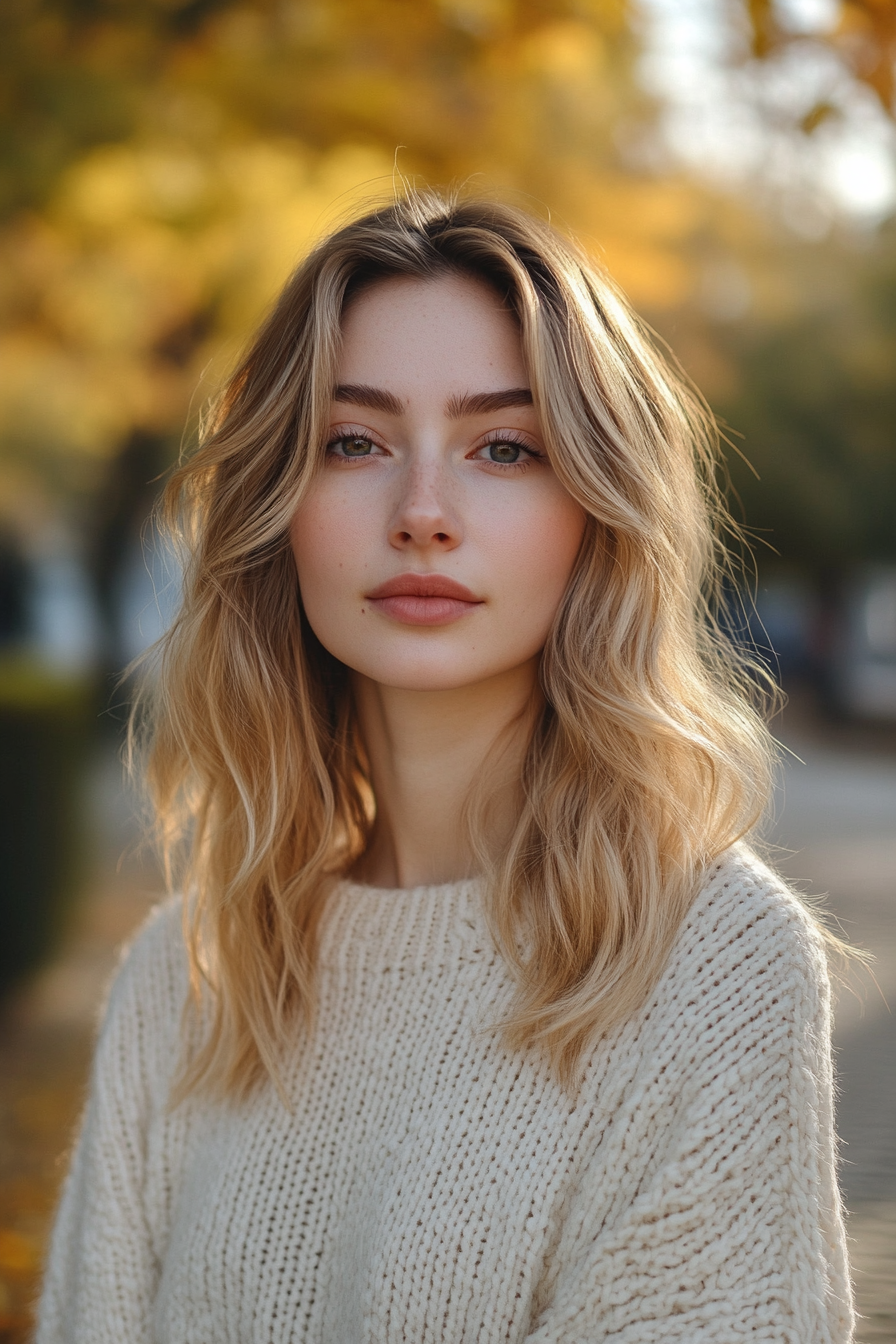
[764,698,896,1343]
[1,691,894,1342]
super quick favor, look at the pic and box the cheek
[290,483,371,597]
[289,498,363,668]
[289,500,327,602]
[290,496,351,641]
[492,489,586,617]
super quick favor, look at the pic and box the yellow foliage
[0,1229,40,1276]
[518,21,606,79]
[438,0,513,38]
[0,0,771,512]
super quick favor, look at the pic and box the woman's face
[290,272,586,692]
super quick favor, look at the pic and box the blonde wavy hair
[139,189,777,1097]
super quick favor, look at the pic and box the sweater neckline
[338,875,483,899]
[319,874,491,966]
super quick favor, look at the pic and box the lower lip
[368,595,481,625]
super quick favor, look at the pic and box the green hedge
[0,658,93,995]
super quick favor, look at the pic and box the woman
[38,192,853,1342]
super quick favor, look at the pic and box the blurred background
[0,0,894,1339]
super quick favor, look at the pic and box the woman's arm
[36,901,183,1344]
[525,871,854,1343]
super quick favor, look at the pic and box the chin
[364,665,496,693]
[350,648,511,693]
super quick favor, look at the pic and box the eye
[471,434,542,469]
[485,440,523,464]
[330,435,377,458]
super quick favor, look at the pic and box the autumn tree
[0,0,893,566]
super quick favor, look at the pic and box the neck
[351,662,540,888]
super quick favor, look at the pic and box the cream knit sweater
[38,846,853,1343]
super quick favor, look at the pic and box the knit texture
[37,845,853,1342]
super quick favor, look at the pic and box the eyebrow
[445,388,533,418]
[333,383,404,415]
[332,383,534,419]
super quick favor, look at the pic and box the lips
[365,573,483,626]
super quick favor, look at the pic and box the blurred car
[730,567,896,724]
[827,566,896,722]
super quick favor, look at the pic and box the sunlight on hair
[130,187,826,1100]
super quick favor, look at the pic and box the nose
[388,459,462,552]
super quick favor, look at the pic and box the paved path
[1,707,894,1340]
[0,752,161,1339]
[765,712,896,1343]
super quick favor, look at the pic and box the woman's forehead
[336,273,528,403]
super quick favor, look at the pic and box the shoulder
[93,894,192,1097]
[104,893,190,1017]
[681,842,829,987]
[645,843,832,1063]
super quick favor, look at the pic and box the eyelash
[474,430,542,472]
[324,427,543,471]
[325,429,387,462]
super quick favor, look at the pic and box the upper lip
[366,573,482,602]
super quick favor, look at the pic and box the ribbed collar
[319,876,492,971]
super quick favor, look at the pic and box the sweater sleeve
[35,898,187,1344]
[525,860,854,1344]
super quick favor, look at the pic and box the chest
[148,956,611,1343]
